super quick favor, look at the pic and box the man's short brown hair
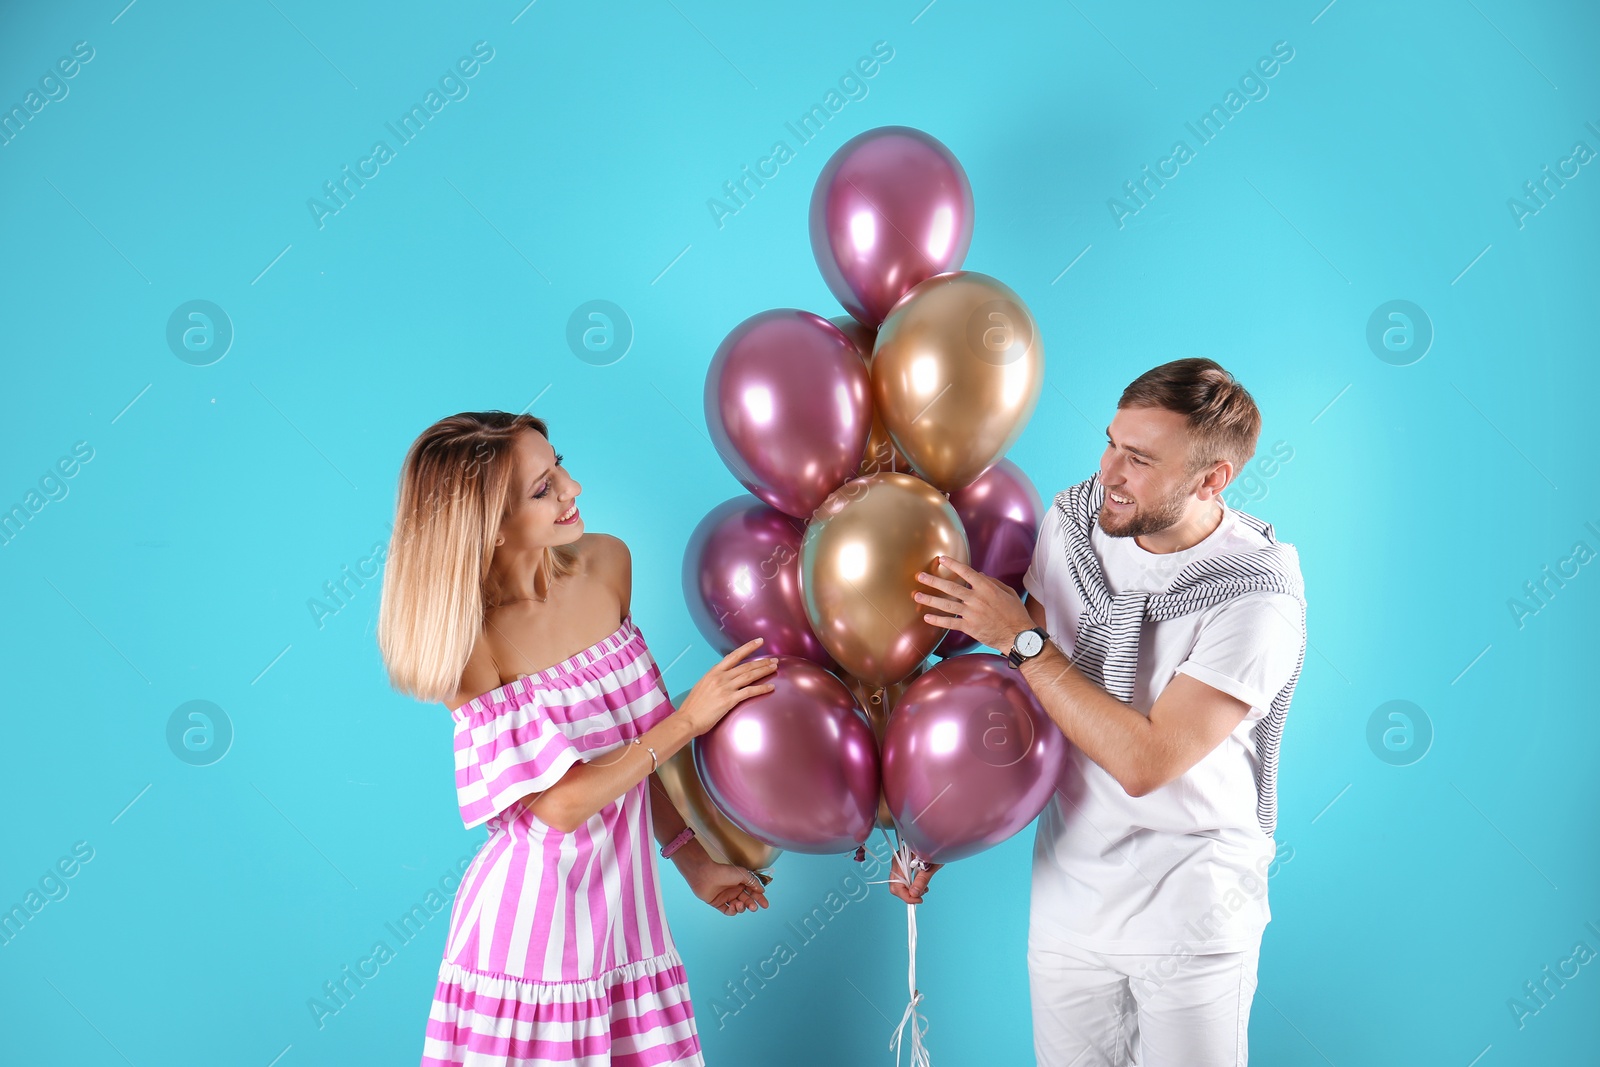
[1118,358,1261,483]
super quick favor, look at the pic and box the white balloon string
[864,827,905,889]
[886,838,931,1067]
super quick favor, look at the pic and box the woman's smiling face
[498,428,583,552]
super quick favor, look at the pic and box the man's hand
[887,850,943,906]
[913,555,1035,653]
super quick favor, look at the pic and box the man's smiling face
[1098,405,1212,540]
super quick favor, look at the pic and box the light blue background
[3,1,1598,1064]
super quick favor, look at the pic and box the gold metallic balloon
[656,741,781,872]
[801,472,970,688]
[872,271,1045,493]
[844,668,924,829]
[860,414,914,478]
[832,314,914,477]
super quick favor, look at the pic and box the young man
[903,358,1308,1066]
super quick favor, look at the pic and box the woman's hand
[676,638,778,736]
[683,856,770,916]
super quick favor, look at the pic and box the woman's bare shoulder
[577,532,631,610]
[577,531,629,568]
[449,535,631,710]
[447,645,502,713]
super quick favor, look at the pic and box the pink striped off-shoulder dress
[421,612,705,1066]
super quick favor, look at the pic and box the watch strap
[661,826,696,859]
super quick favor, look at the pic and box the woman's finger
[726,669,773,691]
[733,657,779,679]
[718,638,766,666]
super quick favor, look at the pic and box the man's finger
[914,570,970,596]
[916,592,967,615]
[935,555,977,579]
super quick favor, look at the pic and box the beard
[1097,476,1197,540]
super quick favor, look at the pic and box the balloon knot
[854,844,867,862]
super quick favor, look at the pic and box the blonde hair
[1118,358,1262,484]
[377,411,581,704]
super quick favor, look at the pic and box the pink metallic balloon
[694,656,880,854]
[810,126,975,328]
[683,496,839,672]
[934,458,1047,658]
[881,653,1067,864]
[705,309,872,519]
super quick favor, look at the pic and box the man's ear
[1202,459,1233,500]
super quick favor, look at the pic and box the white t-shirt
[1023,490,1304,953]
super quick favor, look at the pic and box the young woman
[377,410,779,1066]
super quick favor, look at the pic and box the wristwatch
[1007,626,1050,669]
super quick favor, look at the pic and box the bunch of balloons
[663,126,1067,879]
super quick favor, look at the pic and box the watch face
[1016,629,1043,657]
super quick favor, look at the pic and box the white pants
[1027,923,1260,1067]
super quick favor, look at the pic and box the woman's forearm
[647,772,690,845]
[526,713,697,833]
[647,772,715,876]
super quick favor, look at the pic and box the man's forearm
[1019,643,1158,796]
